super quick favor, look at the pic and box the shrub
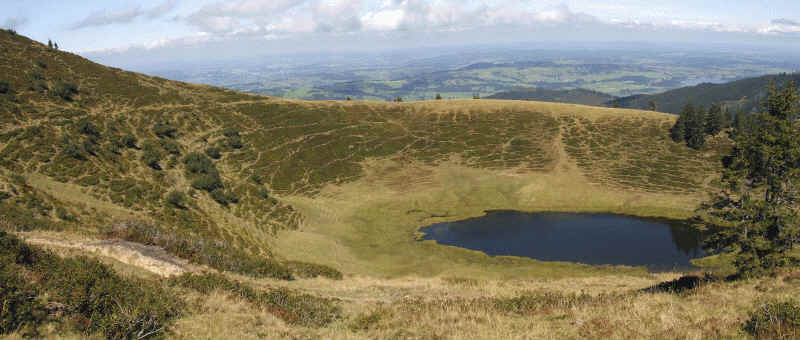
[141,141,163,170]
[744,300,800,338]
[169,273,340,327]
[0,267,44,335]
[61,137,85,160]
[204,147,221,159]
[119,134,138,149]
[159,139,180,155]
[210,188,234,206]
[0,233,181,339]
[183,152,215,175]
[285,261,343,280]
[0,191,11,201]
[222,127,239,138]
[184,153,223,192]
[228,135,244,149]
[29,70,44,81]
[152,121,177,138]
[191,174,222,192]
[0,231,41,266]
[0,81,9,94]
[51,81,78,101]
[107,221,293,280]
[55,207,76,221]
[36,255,183,339]
[0,203,62,232]
[75,118,99,137]
[166,191,187,209]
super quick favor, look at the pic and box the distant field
[161,51,797,102]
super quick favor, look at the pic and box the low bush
[76,118,100,137]
[36,256,183,339]
[169,273,341,327]
[285,261,343,280]
[0,203,62,232]
[159,139,180,155]
[227,135,244,149]
[107,221,293,280]
[0,81,9,94]
[61,138,86,160]
[744,300,800,338]
[204,147,221,159]
[118,134,138,149]
[0,232,183,339]
[166,191,187,209]
[191,174,222,192]
[349,310,385,332]
[51,81,78,101]
[152,121,177,139]
[141,141,163,170]
[0,266,44,335]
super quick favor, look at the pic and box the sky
[3,0,800,65]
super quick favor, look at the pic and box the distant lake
[419,211,710,271]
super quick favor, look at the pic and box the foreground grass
[164,270,800,339]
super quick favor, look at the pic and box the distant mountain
[486,88,616,106]
[611,73,800,114]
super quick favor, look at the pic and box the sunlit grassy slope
[7,29,800,340]
[0,29,730,276]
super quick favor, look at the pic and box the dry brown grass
[161,269,800,339]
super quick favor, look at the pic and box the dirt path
[21,235,200,277]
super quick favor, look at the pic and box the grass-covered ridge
[4,29,800,339]
[0,29,730,278]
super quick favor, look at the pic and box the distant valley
[126,44,797,102]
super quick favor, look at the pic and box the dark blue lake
[419,211,710,271]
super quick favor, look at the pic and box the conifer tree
[701,81,800,277]
[705,103,724,136]
[48,39,53,49]
[685,104,706,149]
[670,110,686,143]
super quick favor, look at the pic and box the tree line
[669,102,749,149]
[701,81,800,277]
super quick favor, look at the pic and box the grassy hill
[612,72,800,114]
[486,88,616,106]
[2,30,798,339]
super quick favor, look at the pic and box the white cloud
[760,18,800,34]
[70,0,179,30]
[312,0,362,32]
[85,1,800,57]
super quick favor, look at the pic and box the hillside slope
[486,88,616,106]
[0,29,730,277]
[8,29,800,340]
[612,72,800,113]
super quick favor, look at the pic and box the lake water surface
[419,211,710,271]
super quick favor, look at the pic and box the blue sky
[3,0,800,60]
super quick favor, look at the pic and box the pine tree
[701,81,800,277]
[648,100,657,111]
[705,103,724,136]
[48,39,53,49]
[685,104,706,149]
[670,111,686,143]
